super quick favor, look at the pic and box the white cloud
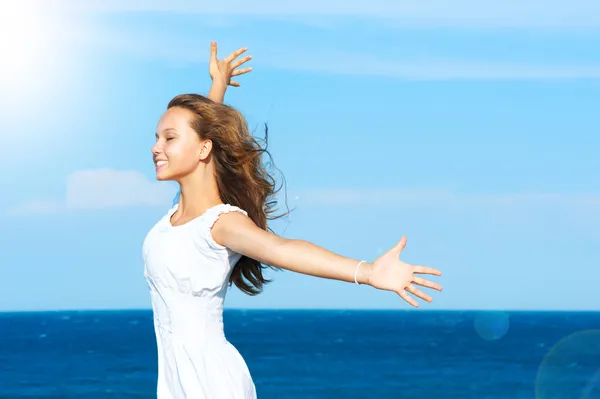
[8,169,176,215]
[53,0,600,28]
[65,169,176,210]
[9,177,599,220]
[8,200,63,216]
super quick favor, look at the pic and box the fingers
[399,282,440,308]
[210,41,218,62]
[406,284,432,303]
[231,55,252,69]
[397,290,418,308]
[413,265,442,276]
[391,236,407,255]
[229,80,241,87]
[231,67,252,77]
[224,47,248,63]
[413,276,443,292]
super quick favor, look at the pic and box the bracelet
[354,260,366,285]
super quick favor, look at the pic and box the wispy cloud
[78,27,600,81]
[10,169,598,216]
[8,169,176,216]
[8,200,63,216]
[293,188,600,208]
[55,0,600,28]
[265,54,600,80]
[42,0,600,81]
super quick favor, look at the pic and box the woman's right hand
[208,42,253,88]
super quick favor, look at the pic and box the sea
[0,310,598,399]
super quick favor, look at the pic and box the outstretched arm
[207,42,253,104]
[212,212,443,307]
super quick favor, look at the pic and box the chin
[155,170,172,181]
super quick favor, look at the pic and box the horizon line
[1,307,598,314]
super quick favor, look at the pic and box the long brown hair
[167,93,289,295]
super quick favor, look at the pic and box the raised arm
[212,212,443,307]
[207,42,253,104]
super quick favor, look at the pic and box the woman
[143,42,443,398]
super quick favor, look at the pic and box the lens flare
[535,329,600,399]
[473,311,510,341]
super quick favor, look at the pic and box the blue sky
[1,1,598,311]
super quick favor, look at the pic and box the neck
[177,166,222,216]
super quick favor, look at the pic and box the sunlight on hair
[535,330,600,399]
[473,311,510,341]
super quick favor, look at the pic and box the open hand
[209,42,252,87]
[368,236,443,307]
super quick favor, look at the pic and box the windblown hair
[167,94,289,296]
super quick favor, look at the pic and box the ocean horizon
[1,309,599,398]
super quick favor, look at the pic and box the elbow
[266,236,300,268]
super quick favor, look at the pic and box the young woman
[143,42,443,399]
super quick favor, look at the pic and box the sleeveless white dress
[142,203,257,398]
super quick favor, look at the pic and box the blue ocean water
[0,310,599,398]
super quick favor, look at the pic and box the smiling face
[152,106,208,182]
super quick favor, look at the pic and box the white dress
[142,203,257,399]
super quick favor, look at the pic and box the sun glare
[0,2,80,155]
[0,2,66,95]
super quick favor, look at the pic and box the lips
[155,160,168,170]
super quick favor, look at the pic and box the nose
[151,142,162,156]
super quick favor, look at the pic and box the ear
[198,139,213,161]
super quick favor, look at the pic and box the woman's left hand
[209,42,253,87]
[367,236,443,307]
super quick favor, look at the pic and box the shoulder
[189,204,251,251]
[205,204,249,229]
[206,203,253,241]
[210,206,286,262]
[209,205,267,250]
[209,205,253,235]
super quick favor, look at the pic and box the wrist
[210,76,229,88]
[354,261,372,286]
[208,79,228,103]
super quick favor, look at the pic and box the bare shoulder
[211,209,257,246]
[212,209,254,232]
[210,209,285,258]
